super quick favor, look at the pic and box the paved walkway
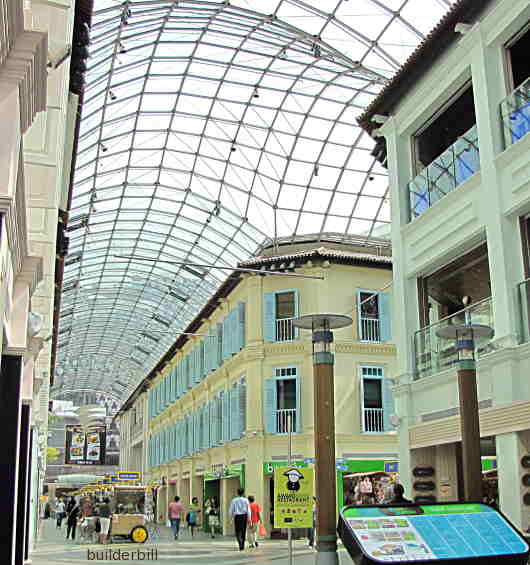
[31,519,353,564]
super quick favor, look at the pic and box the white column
[496,431,530,531]
[471,30,524,346]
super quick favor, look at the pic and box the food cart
[109,485,148,543]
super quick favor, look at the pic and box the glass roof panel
[55,0,456,406]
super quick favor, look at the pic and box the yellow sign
[273,466,314,528]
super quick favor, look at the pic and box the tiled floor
[31,519,352,564]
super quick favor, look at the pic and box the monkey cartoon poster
[274,466,314,528]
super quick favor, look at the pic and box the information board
[65,425,106,465]
[273,466,314,528]
[338,503,529,565]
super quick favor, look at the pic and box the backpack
[187,511,197,525]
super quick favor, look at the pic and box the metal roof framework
[56,0,454,404]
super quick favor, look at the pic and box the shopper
[229,488,251,551]
[246,495,262,548]
[56,498,66,529]
[206,497,220,538]
[186,497,201,537]
[168,495,185,540]
[66,499,80,540]
[390,483,412,505]
[98,497,112,544]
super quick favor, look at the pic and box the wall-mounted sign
[384,461,399,474]
[118,472,141,481]
[65,425,106,466]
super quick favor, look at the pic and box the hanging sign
[274,466,314,528]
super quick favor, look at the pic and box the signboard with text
[65,425,106,465]
[338,503,529,565]
[273,466,314,529]
[118,471,141,481]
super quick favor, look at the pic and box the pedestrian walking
[66,499,80,540]
[168,496,185,540]
[186,497,201,537]
[229,488,251,551]
[246,495,262,548]
[206,497,220,539]
[98,497,112,544]
[56,499,66,529]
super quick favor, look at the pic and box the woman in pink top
[168,496,185,540]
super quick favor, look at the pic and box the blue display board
[338,503,529,565]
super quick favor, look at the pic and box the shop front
[204,464,245,535]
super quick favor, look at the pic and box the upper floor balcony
[413,296,494,380]
[408,124,480,220]
[501,76,530,149]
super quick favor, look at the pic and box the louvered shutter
[230,385,239,440]
[379,292,392,342]
[222,314,230,360]
[199,342,205,380]
[239,378,246,438]
[263,292,276,342]
[222,392,230,442]
[237,302,246,351]
[264,378,277,434]
[383,375,395,431]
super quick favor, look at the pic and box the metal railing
[276,317,295,342]
[360,317,380,342]
[363,408,384,433]
[517,279,530,344]
[413,297,494,380]
[408,124,480,220]
[276,408,297,434]
[500,76,530,148]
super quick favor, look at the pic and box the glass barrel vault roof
[56,0,455,405]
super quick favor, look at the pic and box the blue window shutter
[163,377,168,409]
[230,386,239,440]
[171,367,176,402]
[199,342,205,379]
[222,315,230,360]
[293,290,300,340]
[204,336,211,374]
[263,292,276,342]
[239,379,246,438]
[379,291,392,342]
[216,323,223,365]
[383,375,395,432]
[231,309,238,354]
[237,302,246,351]
[222,392,230,442]
[155,385,160,416]
[295,368,301,433]
[264,378,277,434]
[185,357,191,389]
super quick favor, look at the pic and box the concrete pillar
[245,440,266,530]
[393,383,414,496]
[180,477,190,507]
[497,431,530,531]
[472,29,524,346]
[246,275,263,344]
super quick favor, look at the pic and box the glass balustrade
[408,124,480,220]
[500,76,530,148]
[413,297,494,380]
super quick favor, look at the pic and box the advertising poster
[274,466,314,528]
[65,425,107,465]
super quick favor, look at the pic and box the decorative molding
[264,341,309,355]
[335,342,396,355]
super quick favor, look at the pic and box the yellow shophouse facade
[118,234,398,535]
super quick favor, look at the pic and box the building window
[360,366,394,433]
[501,24,530,146]
[409,84,479,219]
[264,290,299,342]
[264,366,300,434]
[358,291,380,342]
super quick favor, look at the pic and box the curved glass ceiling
[56,0,454,404]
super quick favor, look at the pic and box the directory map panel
[340,504,528,564]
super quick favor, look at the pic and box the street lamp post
[293,313,352,565]
[435,322,493,502]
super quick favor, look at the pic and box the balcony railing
[360,317,380,342]
[276,317,295,342]
[517,279,530,344]
[363,407,384,433]
[276,408,297,434]
[500,76,530,148]
[413,297,494,380]
[408,124,480,220]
